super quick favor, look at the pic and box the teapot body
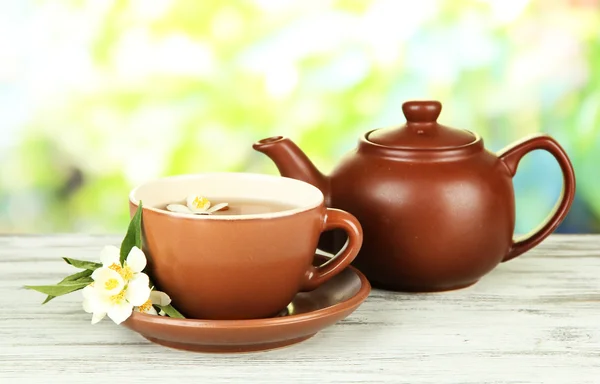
[328,139,514,290]
[253,100,575,292]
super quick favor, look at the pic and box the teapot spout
[253,136,329,198]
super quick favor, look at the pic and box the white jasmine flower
[166,194,228,215]
[82,246,152,325]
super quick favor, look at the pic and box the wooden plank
[0,235,599,383]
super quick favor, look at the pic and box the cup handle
[300,208,363,291]
[498,134,576,262]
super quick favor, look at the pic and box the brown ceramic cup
[128,173,363,320]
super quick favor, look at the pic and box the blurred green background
[0,0,598,234]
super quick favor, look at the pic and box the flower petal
[166,204,191,213]
[126,246,147,273]
[82,287,97,313]
[107,302,133,325]
[91,312,106,324]
[83,286,111,314]
[82,284,95,300]
[82,299,93,313]
[206,203,228,213]
[130,272,149,287]
[126,279,151,306]
[150,290,171,306]
[91,266,109,281]
[100,245,121,267]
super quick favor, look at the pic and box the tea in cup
[128,173,363,320]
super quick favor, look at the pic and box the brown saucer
[121,253,371,353]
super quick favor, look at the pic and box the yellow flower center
[121,266,134,280]
[192,196,209,209]
[110,289,126,304]
[104,278,119,291]
[138,299,152,313]
[109,263,134,281]
[108,263,122,273]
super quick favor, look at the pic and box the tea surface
[160,198,297,215]
[212,198,297,215]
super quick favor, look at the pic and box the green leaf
[157,304,185,318]
[58,269,93,284]
[25,280,91,297]
[62,258,102,271]
[120,201,143,265]
[41,271,94,304]
[67,276,93,285]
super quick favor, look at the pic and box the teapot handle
[498,134,576,262]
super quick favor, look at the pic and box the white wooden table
[1,234,599,383]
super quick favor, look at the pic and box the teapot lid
[366,101,476,149]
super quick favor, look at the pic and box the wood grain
[1,234,599,383]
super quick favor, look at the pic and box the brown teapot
[253,100,576,292]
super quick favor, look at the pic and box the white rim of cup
[128,172,325,220]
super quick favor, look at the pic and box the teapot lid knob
[402,101,441,123]
[365,99,476,150]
